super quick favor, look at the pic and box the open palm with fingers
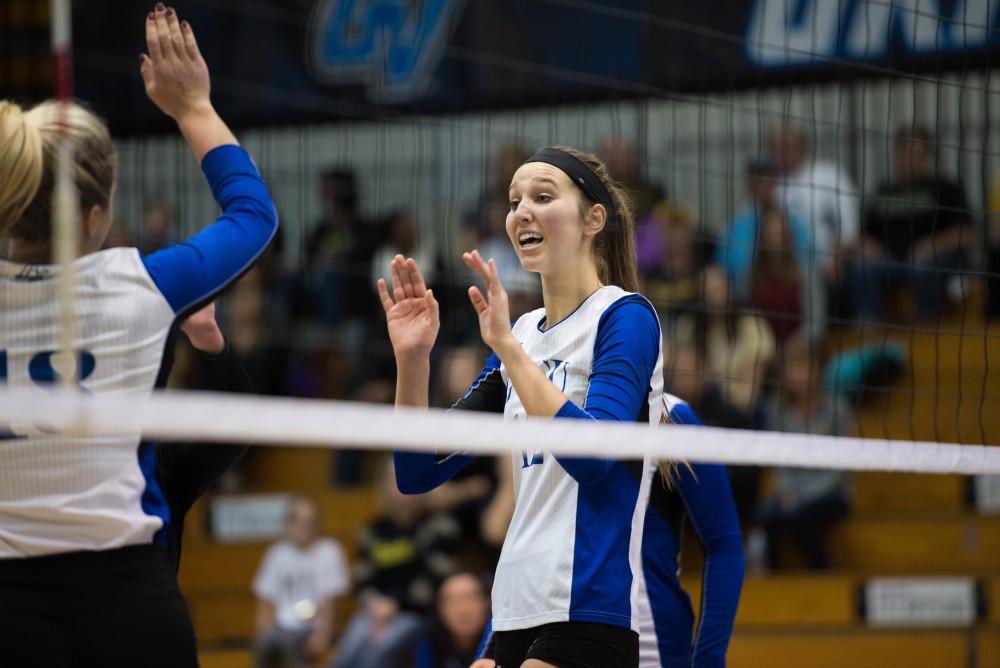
[463,250,515,353]
[140,5,210,121]
[378,255,440,359]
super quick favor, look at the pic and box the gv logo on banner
[746,0,1000,67]
[308,0,466,102]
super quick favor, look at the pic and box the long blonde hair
[0,102,44,235]
[0,100,116,243]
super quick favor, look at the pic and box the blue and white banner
[63,0,1000,131]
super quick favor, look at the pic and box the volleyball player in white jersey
[380,146,663,668]
[0,6,277,667]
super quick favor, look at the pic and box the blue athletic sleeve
[392,353,503,494]
[142,144,278,314]
[475,617,494,659]
[668,402,744,667]
[554,295,660,484]
[413,637,434,668]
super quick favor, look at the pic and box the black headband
[524,147,616,228]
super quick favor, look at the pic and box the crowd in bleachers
[108,120,993,667]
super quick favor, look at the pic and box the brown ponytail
[0,102,44,236]
[552,146,639,293]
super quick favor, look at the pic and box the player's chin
[516,252,544,273]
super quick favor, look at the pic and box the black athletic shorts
[492,621,639,668]
[0,543,197,668]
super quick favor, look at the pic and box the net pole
[50,0,79,387]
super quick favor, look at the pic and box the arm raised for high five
[139,6,278,316]
[140,4,236,161]
[377,254,440,409]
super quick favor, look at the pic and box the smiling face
[506,162,601,277]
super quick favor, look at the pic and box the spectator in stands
[747,208,826,345]
[757,334,854,570]
[330,459,461,668]
[597,135,664,222]
[852,125,972,323]
[429,346,513,565]
[769,122,860,288]
[717,158,824,341]
[637,201,709,318]
[671,265,775,417]
[372,208,440,290]
[137,197,174,255]
[222,265,290,397]
[665,343,752,431]
[253,496,350,668]
[987,172,1000,318]
[413,572,491,668]
[666,343,760,528]
[716,159,809,299]
[305,167,374,326]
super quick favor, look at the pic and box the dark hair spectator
[671,265,775,418]
[851,124,972,323]
[756,334,854,570]
[413,572,491,668]
[329,459,460,668]
[637,202,710,318]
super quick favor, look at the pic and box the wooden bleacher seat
[727,628,969,668]
[683,574,860,627]
[853,472,966,514]
[828,515,1000,572]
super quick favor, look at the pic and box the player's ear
[583,203,606,239]
[81,204,110,246]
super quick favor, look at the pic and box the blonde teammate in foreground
[0,6,277,666]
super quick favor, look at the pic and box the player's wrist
[174,100,216,127]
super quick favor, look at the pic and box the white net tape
[1,387,998,474]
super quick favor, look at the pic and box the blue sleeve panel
[669,404,745,668]
[554,295,660,484]
[142,145,279,315]
[392,353,502,494]
[475,617,494,659]
[413,637,434,668]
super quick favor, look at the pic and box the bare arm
[255,599,275,636]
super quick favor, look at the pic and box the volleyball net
[3,0,999,474]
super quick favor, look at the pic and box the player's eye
[536,194,552,204]
[509,199,520,211]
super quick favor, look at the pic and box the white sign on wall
[974,475,1000,513]
[865,577,977,627]
[210,494,292,542]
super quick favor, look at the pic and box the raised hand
[378,255,440,361]
[140,5,210,122]
[463,250,516,354]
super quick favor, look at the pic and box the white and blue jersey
[395,285,665,633]
[0,145,277,558]
[635,395,744,668]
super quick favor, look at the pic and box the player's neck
[539,263,602,330]
[7,239,54,265]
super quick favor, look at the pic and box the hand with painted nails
[377,255,440,361]
[140,5,210,122]
[463,249,516,355]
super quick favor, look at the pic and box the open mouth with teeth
[518,231,544,250]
